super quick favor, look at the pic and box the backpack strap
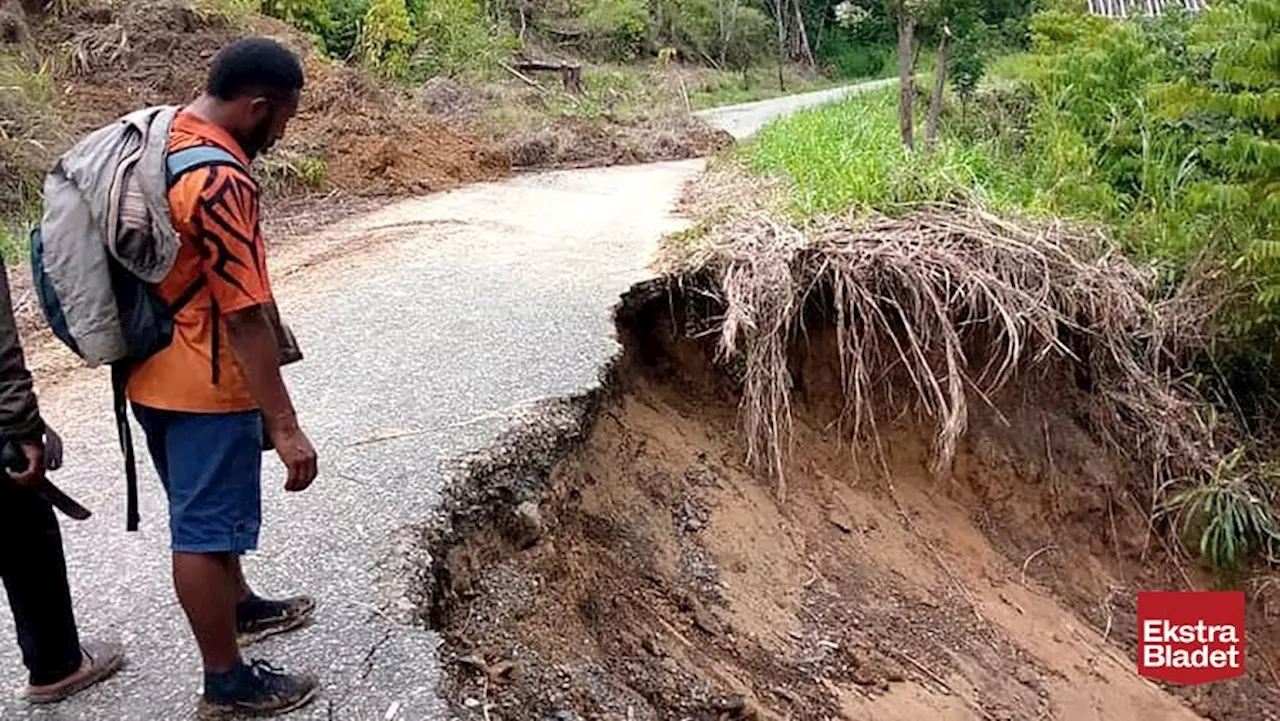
[112,275,207,533]
[165,145,245,188]
[111,362,141,532]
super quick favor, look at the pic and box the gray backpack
[31,105,246,531]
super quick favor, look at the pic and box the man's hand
[269,420,317,492]
[7,440,45,487]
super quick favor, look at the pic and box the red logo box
[1138,591,1245,685]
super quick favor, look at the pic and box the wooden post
[924,25,951,154]
[897,10,916,152]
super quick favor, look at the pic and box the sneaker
[197,659,319,720]
[237,594,315,646]
[24,640,126,704]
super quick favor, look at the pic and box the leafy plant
[409,0,499,77]
[357,0,414,78]
[326,0,370,59]
[261,0,335,44]
[1152,0,1279,339]
[1162,448,1280,571]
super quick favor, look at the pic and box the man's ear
[247,96,272,122]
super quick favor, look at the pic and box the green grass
[744,88,1036,219]
[0,54,62,262]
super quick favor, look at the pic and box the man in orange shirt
[128,38,320,718]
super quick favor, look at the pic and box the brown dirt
[420,76,733,171]
[426,283,1280,721]
[17,0,507,201]
[500,113,733,171]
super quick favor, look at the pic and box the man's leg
[172,552,240,672]
[0,480,125,702]
[136,405,317,717]
[0,481,81,685]
[230,555,253,602]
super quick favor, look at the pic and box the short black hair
[205,37,304,101]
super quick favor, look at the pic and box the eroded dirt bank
[424,281,1280,721]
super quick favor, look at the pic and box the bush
[1015,1,1278,346]
[820,35,891,79]
[325,0,369,59]
[1151,0,1279,339]
[581,0,651,60]
[410,0,499,77]
[654,0,715,57]
[724,5,774,67]
[816,0,894,79]
[357,0,415,78]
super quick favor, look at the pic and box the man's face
[237,89,300,160]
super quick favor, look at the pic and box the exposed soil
[500,113,733,171]
[420,77,733,171]
[425,281,1280,721]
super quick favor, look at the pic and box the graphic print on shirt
[192,165,264,303]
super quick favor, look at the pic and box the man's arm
[223,304,315,491]
[0,256,45,485]
[192,166,316,491]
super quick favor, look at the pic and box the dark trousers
[0,479,81,686]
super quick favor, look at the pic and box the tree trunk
[897,12,916,152]
[793,0,815,67]
[924,25,951,154]
[719,0,741,67]
[774,0,786,91]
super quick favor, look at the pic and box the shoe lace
[246,659,289,691]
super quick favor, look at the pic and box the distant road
[696,77,898,139]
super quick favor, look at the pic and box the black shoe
[236,594,316,646]
[197,659,319,719]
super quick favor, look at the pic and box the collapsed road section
[423,208,1280,721]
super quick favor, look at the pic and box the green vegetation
[256,149,328,193]
[737,0,1280,572]
[1163,448,1280,572]
[0,52,62,260]
[746,87,1029,215]
[748,2,1278,332]
[244,0,1013,85]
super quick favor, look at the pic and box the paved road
[0,82,880,720]
[696,78,897,139]
[0,161,700,720]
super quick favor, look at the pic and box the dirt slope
[425,282,1280,721]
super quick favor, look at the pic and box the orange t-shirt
[126,111,273,413]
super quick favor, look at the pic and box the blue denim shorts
[132,405,263,554]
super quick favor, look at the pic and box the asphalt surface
[0,81,886,720]
[0,160,700,720]
[696,78,897,139]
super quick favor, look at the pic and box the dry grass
[661,167,1232,519]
